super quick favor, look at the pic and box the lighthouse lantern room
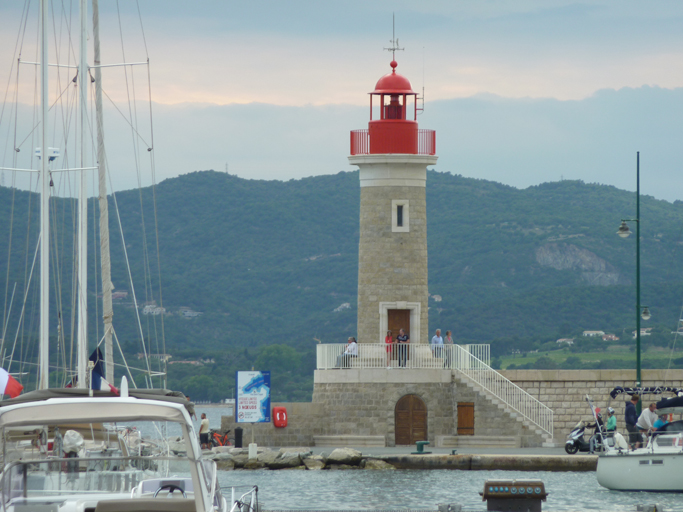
[351,60,435,156]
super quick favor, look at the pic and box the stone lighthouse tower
[349,59,437,347]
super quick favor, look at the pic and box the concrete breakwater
[209,447,597,472]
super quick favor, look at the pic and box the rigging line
[0,0,31,129]
[0,284,17,360]
[107,172,153,378]
[116,2,155,372]
[146,59,166,380]
[99,87,151,148]
[110,327,138,388]
[6,232,40,374]
[134,0,150,58]
[92,154,100,351]
[14,79,78,151]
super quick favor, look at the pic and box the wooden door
[457,402,475,435]
[395,394,428,445]
[388,309,410,342]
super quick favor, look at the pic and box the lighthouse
[349,58,437,348]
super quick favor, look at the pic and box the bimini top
[0,388,195,427]
[373,60,414,94]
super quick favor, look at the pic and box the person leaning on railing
[444,330,453,368]
[336,337,358,368]
[397,329,409,367]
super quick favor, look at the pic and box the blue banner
[235,371,271,423]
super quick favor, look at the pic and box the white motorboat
[0,387,255,511]
[596,386,683,492]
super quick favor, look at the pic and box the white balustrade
[316,342,553,440]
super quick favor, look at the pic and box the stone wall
[502,369,683,439]
[220,402,325,447]
[356,172,429,345]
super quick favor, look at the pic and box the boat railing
[224,485,258,512]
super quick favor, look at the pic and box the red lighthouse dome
[350,60,435,156]
[373,60,414,94]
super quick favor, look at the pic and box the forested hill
[2,170,683,399]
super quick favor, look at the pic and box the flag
[89,348,119,395]
[0,368,23,398]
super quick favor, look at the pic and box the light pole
[617,152,651,412]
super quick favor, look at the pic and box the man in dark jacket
[625,394,641,449]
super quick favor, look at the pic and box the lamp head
[617,221,631,238]
[641,307,651,321]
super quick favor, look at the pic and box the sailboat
[0,2,248,510]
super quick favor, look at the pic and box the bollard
[411,440,432,454]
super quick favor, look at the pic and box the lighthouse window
[392,200,409,233]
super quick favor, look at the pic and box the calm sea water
[195,407,682,511]
[219,469,682,511]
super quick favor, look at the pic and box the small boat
[0,385,256,511]
[596,386,683,492]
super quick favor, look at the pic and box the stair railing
[452,344,553,440]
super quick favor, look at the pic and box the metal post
[635,152,642,413]
[38,0,50,390]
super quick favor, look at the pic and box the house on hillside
[632,328,652,338]
[179,307,203,318]
[557,338,574,345]
[142,304,166,315]
[582,330,605,337]
[602,334,619,341]
[111,291,128,300]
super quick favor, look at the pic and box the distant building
[138,353,172,362]
[333,303,351,313]
[602,334,619,341]
[582,330,605,337]
[142,304,166,315]
[111,291,128,300]
[632,328,653,338]
[430,295,442,302]
[557,338,574,345]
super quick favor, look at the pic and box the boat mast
[92,0,115,383]
[38,0,50,390]
[76,0,89,389]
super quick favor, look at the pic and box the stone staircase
[452,371,556,447]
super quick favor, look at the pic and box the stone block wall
[357,183,428,345]
[312,381,454,446]
[502,369,683,440]
[220,402,325,447]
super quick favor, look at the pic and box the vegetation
[2,170,683,400]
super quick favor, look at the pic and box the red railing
[350,129,436,155]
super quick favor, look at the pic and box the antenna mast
[383,13,404,61]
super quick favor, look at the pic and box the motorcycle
[565,421,602,454]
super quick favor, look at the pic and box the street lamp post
[617,151,651,413]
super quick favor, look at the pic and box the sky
[1,1,683,201]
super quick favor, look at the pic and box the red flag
[0,368,23,398]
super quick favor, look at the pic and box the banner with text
[235,371,271,423]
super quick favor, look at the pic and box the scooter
[565,421,602,454]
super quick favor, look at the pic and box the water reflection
[219,469,682,511]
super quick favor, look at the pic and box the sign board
[235,371,271,423]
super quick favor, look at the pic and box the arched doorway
[394,394,427,445]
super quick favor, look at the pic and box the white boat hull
[597,450,683,492]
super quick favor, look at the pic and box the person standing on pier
[199,413,210,450]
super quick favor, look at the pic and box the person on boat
[636,402,658,443]
[605,407,617,436]
[336,337,358,368]
[199,413,210,450]
[397,329,410,367]
[652,413,669,432]
[385,330,394,368]
[587,409,605,454]
[625,394,641,449]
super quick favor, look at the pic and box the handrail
[316,343,489,370]
[452,344,553,439]
[350,129,436,155]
